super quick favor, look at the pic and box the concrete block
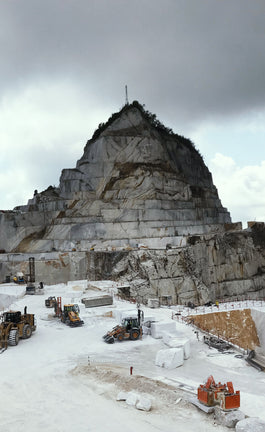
[142,325,151,335]
[116,391,128,401]
[126,392,139,407]
[81,295,113,308]
[147,298,160,308]
[151,321,176,339]
[155,347,184,369]
[162,334,190,359]
[136,396,152,411]
[114,309,138,323]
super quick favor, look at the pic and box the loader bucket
[105,336,115,344]
[69,320,84,327]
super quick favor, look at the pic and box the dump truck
[103,308,144,344]
[0,306,36,352]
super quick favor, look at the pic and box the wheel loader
[103,309,144,344]
[53,297,84,327]
[61,304,84,327]
[0,306,36,352]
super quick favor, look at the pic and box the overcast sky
[1,0,265,227]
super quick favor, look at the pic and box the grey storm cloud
[1,0,265,127]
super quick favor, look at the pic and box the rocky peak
[60,102,218,199]
[3,102,265,306]
[1,102,231,254]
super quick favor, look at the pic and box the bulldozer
[103,308,144,344]
[53,297,84,327]
[0,306,36,352]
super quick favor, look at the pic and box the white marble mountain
[1,103,231,253]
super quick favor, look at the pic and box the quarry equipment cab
[13,272,25,284]
[45,296,57,308]
[197,375,240,411]
[0,306,36,352]
[53,297,84,327]
[103,308,144,344]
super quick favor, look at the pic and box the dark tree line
[90,100,198,155]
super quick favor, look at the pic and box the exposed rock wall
[101,226,265,304]
[0,102,264,304]
[189,309,260,350]
[0,103,231,254]
[0,252,88,286]
[1,223,265,305]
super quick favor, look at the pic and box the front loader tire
[22,324,32,339]
[117,334,124,342]
[130,328,140,340]
[8,329,19,346]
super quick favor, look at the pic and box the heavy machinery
[61,304,84,327]
[13,272,25,284]
[197,375,240,411]
[103,308,144,344]
[246,349,265,371]
[26,257,36,294]
[0,306,36,352]
[54,297,84,327]
[45,296,57,308]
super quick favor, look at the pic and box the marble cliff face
[1,102,264,304]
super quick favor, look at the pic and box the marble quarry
[1,101,265,304]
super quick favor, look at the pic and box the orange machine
[197,375,240,411]
[53,297,84,327]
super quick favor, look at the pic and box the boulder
[214,407,245,428]
[136,396,152,411]
[236,417,265,431]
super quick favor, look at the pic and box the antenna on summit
[125,85,129,105]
